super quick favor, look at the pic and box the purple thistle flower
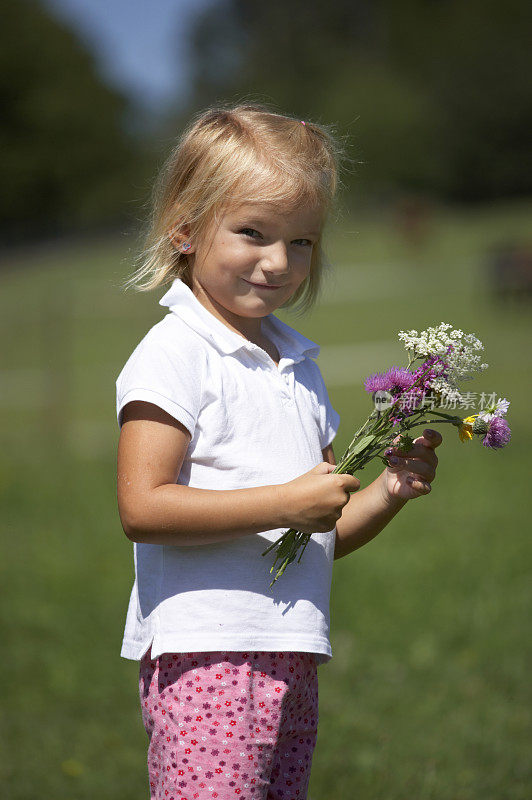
[412,353,450,391]
[364,366,416,394]
[482,416,511,449]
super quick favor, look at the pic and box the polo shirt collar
[159,277,320,361]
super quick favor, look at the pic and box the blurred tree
[385,0,532,201]
[0,0,144,241]
[181,0,532,202]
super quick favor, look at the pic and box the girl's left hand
[380,428,442,503]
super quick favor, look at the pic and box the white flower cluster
[479,397,510,422]
[398,322,489,402]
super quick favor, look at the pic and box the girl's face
[187,201,323,340]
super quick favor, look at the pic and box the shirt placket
[249,345,297,406]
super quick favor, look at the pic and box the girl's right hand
[281,463,360,533]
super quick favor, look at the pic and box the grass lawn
[1,201,530,799]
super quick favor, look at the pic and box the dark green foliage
[0,0,142,241]
[183,0,532,202]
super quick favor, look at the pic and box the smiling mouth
[243,279,284,290]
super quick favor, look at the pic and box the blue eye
[239,228,312,246]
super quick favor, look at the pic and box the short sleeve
[308,359,340,450]
[115,327,204,436]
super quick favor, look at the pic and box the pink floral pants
[138,650,319,800]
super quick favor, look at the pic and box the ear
[168,222,194,253]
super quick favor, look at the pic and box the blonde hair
[124,102,346,316]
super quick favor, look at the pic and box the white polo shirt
[116,277,340,664]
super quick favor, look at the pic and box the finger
[418,429,443,449]
[406,474,432,493]
[346,477,361,492]
[339,474,361,492]
[386,441,438,467]
[385,455,435,481]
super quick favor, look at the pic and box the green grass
[1,202,531,799]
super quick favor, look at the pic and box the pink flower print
[216,674,222,680]
[195,687,203,693]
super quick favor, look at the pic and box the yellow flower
[458,414,478,442]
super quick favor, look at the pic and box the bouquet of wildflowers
[263,322,511,586]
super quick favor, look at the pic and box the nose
[260,241,289,276]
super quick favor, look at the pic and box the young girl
[116,104,442,800]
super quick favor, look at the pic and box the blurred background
[1,1,530,798]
